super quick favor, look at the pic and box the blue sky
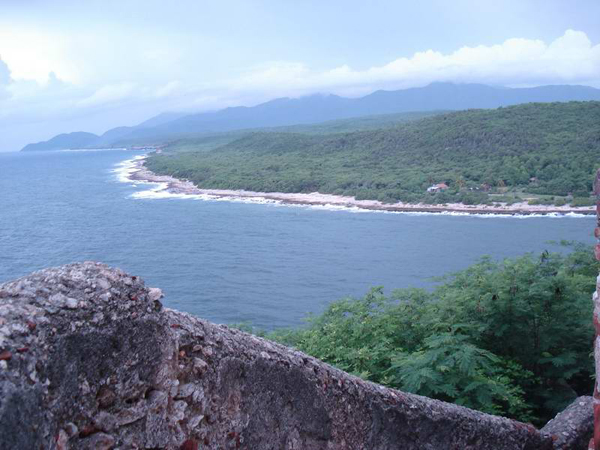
[1,0,599,151]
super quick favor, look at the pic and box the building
[427,182,449,193]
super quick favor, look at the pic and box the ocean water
[0,149,594,329]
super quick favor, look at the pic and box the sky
[1,0,599,151]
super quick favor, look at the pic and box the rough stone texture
[592,168,600,450]
[0,262,558,449]
[541,396,593,449]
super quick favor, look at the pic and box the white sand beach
[125,156,595,216]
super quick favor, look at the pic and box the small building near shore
[427,182,449,193]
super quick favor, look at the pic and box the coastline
[124,156,595,216]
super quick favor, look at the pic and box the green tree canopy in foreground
[146,101,600,206]
[263,244,597,426]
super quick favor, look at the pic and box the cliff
[0,262,591,449]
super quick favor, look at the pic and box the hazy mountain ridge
[21,132,100,152]
[21,83,600,151]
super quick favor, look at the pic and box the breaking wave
[113,156,592,219]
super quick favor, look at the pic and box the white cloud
[77,82,137,108]
[228,30,600,98]
[154,81,182,99]
[0,29,599,151]
[0,27,78,83]
[0,57,10,85]
[0,57,11,101]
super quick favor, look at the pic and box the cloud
[228,30,600,98]
[77,82,138,108]
[0,27,77,84]
[0,57,12,102]
[1,29,599,151]
[0,57,10,85]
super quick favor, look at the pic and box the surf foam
[113,155,592,219]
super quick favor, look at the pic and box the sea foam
[113,155,592,219]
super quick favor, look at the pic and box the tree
[267,245,597,425]
[390,331,533,419]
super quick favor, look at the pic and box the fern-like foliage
[390,331,533,418]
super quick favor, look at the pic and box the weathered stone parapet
[592,169,600,450]
[541,396,593,449]
[0,262,556,449]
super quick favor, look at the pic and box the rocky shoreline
[129,157,595,216]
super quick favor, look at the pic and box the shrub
[268,244,597,425]
[571,197,595,207]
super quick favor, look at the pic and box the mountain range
[21,82,600,152]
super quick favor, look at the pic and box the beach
[126,156,595,216]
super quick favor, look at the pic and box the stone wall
[542,396,593,449]
[591,169,600,450]
[0,262,590,449]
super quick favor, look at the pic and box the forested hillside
[264,244,598,426]
[146,102,600,205]
[153,110,444,153]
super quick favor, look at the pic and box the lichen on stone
[0,262,585,449]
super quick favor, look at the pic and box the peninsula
[140,101,600,215]
[130,157,594,215]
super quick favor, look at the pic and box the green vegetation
[258,110,444,135]
[139,110,445,154]
[261,244,597,426]
[146,102,600,205]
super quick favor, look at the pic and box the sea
[0,149,594,329]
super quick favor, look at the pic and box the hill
[157,110,445,154]
[21,83,600,151]
[21,132,99,152]
[145,101,600,206]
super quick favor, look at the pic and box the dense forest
[143,110,443,153]
[249,244,597,426]
[146,101,600,206]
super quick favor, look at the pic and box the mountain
[20,112,186,152]
[135,111,188,129]
[352,83,600,114]
[21,83,600,151]
[145,101,600,206]
[154,111,447,154]
[21,132,99,152]
[124,83,600,141]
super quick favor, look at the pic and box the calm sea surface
[0,150,594,328]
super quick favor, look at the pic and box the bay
[0,149,594,328]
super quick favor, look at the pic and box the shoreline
[125,156,594,216]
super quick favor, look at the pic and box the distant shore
[129,157,594,216]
